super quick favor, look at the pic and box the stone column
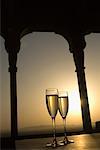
[63,33,92,132]
[73,49,92,131]
[5,28,20,148]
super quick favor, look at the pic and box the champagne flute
[58,91,74,145]
[46,88,58,148]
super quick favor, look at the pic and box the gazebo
[1,1,100,149]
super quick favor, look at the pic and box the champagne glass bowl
[58,91,74,145]
[46,88,58,148]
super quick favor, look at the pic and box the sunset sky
[0,33,100,134]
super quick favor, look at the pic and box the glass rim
[46,88,58,95]
[58,90,68,97]
[46,88,58,91]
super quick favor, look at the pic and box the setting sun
[69,89,81,115]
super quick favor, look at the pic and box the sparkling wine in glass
[58,91,74,145]
[46,88,58,148]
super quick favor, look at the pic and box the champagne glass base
[46,139,58,148]
[58,140,74,145]
[46,139,66,148]
[58,136,74,145]
[46,142,66,148]
[46,138,74,148]
[46,143,61,148]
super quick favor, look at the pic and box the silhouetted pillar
[63,33,92,131]
[73,50,92,131]
[5,28,20,148]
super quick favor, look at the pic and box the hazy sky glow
[0,33,100,135]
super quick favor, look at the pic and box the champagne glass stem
[52,118,57,147]
[63,118,68,143]
[63,118,66,136]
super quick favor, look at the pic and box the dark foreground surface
[16,133,100,150]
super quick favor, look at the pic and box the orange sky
[0,33,100,134]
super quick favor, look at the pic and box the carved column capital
[66,33,86,53]
[61,32,86,70]
[4,28,20,72]
[5,28,20,53]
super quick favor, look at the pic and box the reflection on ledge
[1,126,100,149]
[1,132,100,150]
